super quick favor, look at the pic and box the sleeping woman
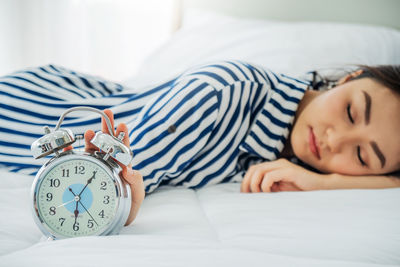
[1,61,399,225]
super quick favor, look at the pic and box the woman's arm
[241,158,326,193]
[241,158,400,193]
[323,173,400,190]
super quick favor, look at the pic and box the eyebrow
[362,90,386,168]
[363,90,371,125]
[370,141,386,168]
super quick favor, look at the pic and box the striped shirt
[0,61,310,193]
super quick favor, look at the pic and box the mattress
[1,170,400,267]
[1,10,400,267]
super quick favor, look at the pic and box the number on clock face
[36,159,118,237]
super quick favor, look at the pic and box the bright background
[2,0,399,82]
[0,0,177,81]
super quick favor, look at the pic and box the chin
[303,159,332,174]
[290,134,307,162]
[292,143,322,172]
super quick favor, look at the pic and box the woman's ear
[337,69,364,85]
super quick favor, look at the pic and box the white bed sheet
[2,10,400,267]
[1,170,400,267]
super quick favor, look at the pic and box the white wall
[183,0,400,29]
[0,0,24,75]
[0,0,176,81]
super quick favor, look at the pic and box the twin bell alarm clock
[30,107,132,240]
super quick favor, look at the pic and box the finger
[84,129,98,153]
[279,181,302,192]
[241,161,283,193]
[240,169,253,193]
[260,170,287,193]
[102,109,115,135]
[271,182,280,192]
[115,123,130,147]
[63,145,73,152]
[122,169,142,185]
[241,164,259,193]
[240,165,257,193]
[114,122,134,171]
[124,171,145,226]
[249,169,266,193]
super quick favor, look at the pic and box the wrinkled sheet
[0,170,399,267]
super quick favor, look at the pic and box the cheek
[290,91,345,162]
[320,158,365,175]
[289,118,309,160]
[318,91,345,116]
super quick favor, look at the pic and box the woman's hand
[240,158,326,193]
[83,109,145,226]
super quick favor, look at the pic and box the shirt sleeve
[6,64,124,100]
[0,65,129,175]
[128,74,220,193]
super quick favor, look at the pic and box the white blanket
[0,170,400,266]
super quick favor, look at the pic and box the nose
[325,127,352,153]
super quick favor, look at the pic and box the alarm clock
[30,107,132,240]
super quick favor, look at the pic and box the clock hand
[56,198,75,208]
[70,187,97,226]
[74,201,79,226]
[78,171,96,197]
[78,200,99,226]
[69,188,80,226]
[69,187,77,196]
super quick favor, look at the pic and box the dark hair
[350,65,400,96]
[311,65,400,94]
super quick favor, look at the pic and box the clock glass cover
[34,157,119,238]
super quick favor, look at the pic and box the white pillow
[125,9,400,87]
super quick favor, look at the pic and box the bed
[1,1,400,266]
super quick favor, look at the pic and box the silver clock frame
[31,151,131,240]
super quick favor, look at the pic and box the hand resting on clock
[67,109,145,226]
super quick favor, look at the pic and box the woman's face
[291,73,400,176]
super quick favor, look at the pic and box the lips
[309,127,320,160]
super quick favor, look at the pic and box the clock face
[35,157,119,238]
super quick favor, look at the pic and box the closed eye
[347,104,354,124]
[357,146,367,167]
[348,103,367,167]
